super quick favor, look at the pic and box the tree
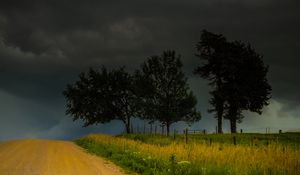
[136,50,201,136]
[194,30,272,133]
[222,41,272,133]
[194,30,228,133]
[63,66,139,133]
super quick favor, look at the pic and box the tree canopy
[63,67,139,133]
[136,50,201,136]
[222,41,272,133]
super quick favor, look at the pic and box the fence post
[150,123,153,134]
[155,125,157,135]
[209,138,212,146]
[240,129,243,134]
[185,128,188,144]
[266,127,270,134]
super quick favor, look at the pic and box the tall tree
[222,41,272,133]
[136,50,201,136]
[194,30,271,133]
[194,30,228,133]
[63,67,139,133]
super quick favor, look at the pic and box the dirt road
[0,139,126,175]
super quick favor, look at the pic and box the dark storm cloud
[0,0,300,139]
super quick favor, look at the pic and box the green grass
[75,137,230,175]
[118,132,300,147]
[75,133,300,175]
[75,138,168,175]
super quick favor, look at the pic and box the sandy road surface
[0,139,126,175]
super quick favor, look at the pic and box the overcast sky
[0,0,300,140]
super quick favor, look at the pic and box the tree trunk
[216,76,223,134]
[125,123,131,133]
[228,102,238,134]
[166,122,170,136]
[217,104,223,133]
[125,117,131,134]
[217,115,223,133]
[230,118,237,133]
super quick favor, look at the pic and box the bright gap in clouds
[237,99,300,133]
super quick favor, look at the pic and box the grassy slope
[76,133,300,175]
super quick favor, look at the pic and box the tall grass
[119,133,300,147]
[76,134,300,175]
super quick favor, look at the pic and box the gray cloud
[0,0,299,140]
[0,90,60,140]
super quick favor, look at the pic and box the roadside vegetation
[76,133,300,175]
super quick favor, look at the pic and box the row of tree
[63,30,271,134]
[63,50,201,136]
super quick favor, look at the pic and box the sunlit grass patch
[76,134,300,175]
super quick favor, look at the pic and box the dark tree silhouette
[63,67,139,133]
[222,41,272,133]
[194,30,228,133]
[194,30,271,133]
[136,50,201,136]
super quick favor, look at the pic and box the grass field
[119,132,300,147]
[76,133,300,175]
